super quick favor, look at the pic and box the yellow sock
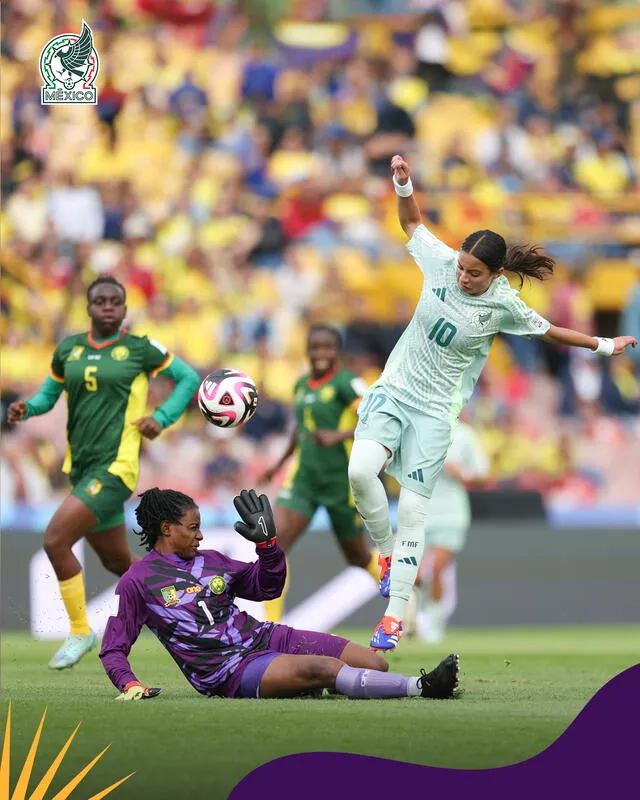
[365,551,381,583]
[58,572,91,636]
[264,558,290,622]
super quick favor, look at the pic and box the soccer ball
[197,369,258,428]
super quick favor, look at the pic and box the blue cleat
[378,555,392,598]
[370,615,402,652]
[48,631,98,670]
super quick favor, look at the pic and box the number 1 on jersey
[198,600,214,625]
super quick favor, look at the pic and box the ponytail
[503,244,555,288]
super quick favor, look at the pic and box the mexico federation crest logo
[472,309,493,328]
[39,20,99,105]
[161,585,179,606]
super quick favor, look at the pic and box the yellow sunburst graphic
[0,703,134,800]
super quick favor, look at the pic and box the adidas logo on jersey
[398,556,418,566]
[408,468,424,483]
[432,287,447,302]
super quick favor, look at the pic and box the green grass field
[2,627,639,800]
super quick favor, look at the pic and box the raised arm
[391,154,422,239]
[230,489,286,601]
[542,325,637,356]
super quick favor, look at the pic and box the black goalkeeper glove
[233,489,277,548]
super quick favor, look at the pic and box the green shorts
[71,467,132,533]
[276,474,361,541]
[355,388,453,498]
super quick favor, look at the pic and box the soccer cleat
[370,615,402,652]
[48,631,98,670]
[418,654,460,699]
[378,555,392,598]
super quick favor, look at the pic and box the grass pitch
[2,626,638,799]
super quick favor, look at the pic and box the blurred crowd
[1,0,639,520]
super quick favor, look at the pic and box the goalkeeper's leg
[256,649,458,700]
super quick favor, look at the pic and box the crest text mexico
[39,20,99,105]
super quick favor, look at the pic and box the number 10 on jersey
[429,317,457,347]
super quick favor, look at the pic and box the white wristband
[593,337,615,356]
[393,176,414,197]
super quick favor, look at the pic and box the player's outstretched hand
[132,417,163,440]
[7,401,27,424]
[115,682,162,701]
[612,336,638,355]
[391,154,410,186]
[233,489,277,546]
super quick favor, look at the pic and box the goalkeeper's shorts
[224,625,349,698]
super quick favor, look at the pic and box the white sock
[424,599,445,643]
[439,559,458,621]
[406,677,422,697]
[386,487,429,620]
[426,599,444,627]
[348,439,394,556]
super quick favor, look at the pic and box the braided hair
[461,230,554,288]
[86,275,127,302]
[134,488,197,551]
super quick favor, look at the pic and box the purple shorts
[224,624,349,699]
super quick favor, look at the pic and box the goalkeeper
[100,488,459,701]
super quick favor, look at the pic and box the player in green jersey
[349,154,638,652]
[8,276,200,669]
[259,324,380,622]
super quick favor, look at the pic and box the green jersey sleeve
[24,376,64,418]
[338,371,367,407]
[140,337,173,376]
[151,355,201,429]
[50,343,65,382]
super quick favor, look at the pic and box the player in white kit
[348,154,638,652]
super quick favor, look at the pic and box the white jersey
[378,224,550,421]
[426,422,489,531]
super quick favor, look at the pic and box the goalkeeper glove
[233,489,277,548]
[115,681,162,701]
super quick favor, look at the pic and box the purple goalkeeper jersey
[99,544,286,696]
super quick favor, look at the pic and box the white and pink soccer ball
[197,369,259,428]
